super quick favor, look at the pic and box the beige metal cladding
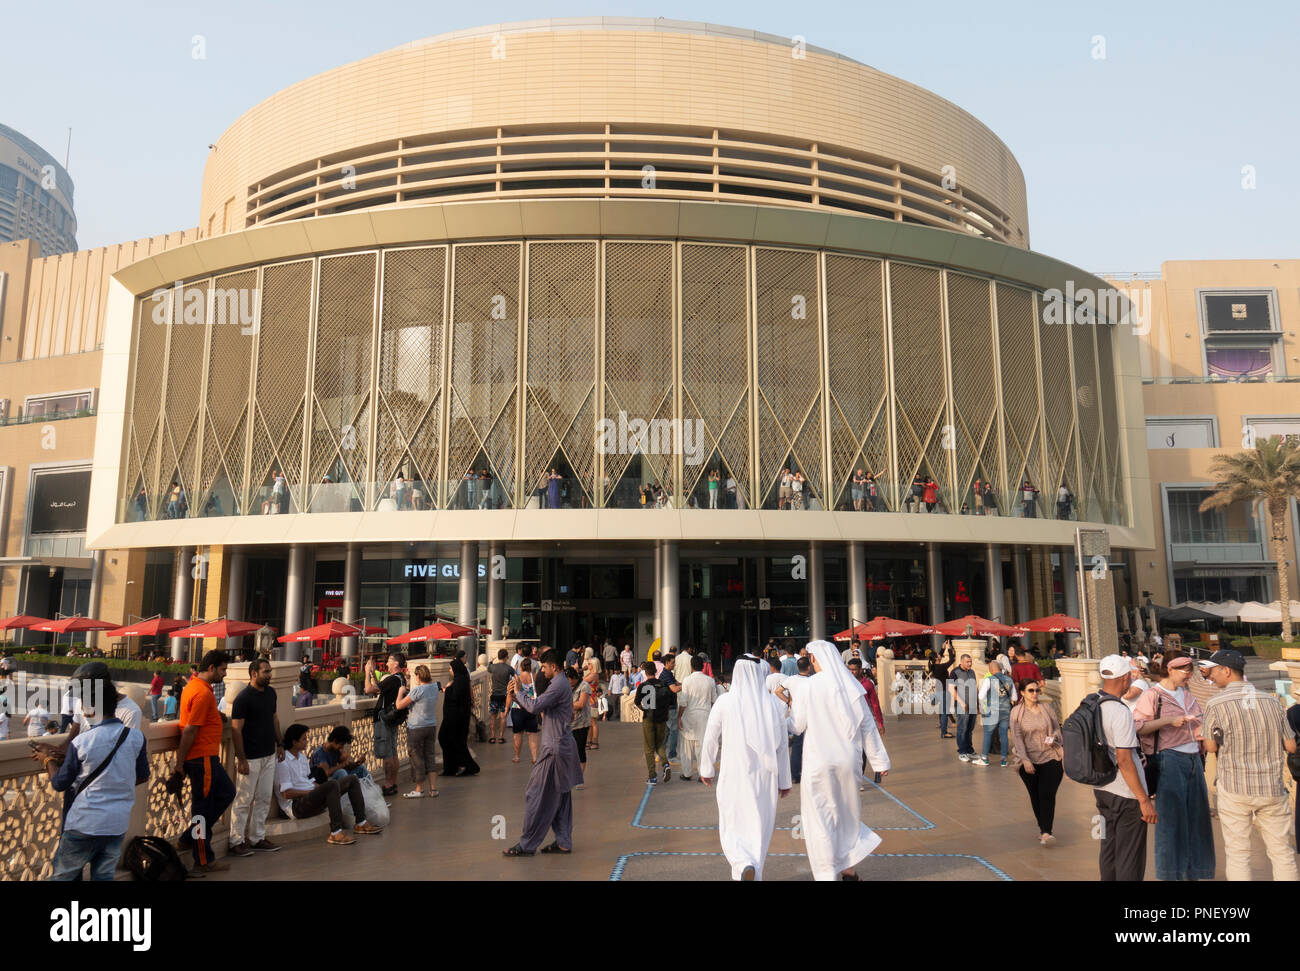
[119,237,1127,530]
[200,21,1028,247]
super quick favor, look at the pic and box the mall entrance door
[545,607,637,654]
[682,600,747,673]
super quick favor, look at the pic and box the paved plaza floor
[203,693,1295,881]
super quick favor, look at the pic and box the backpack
[1062,692,1128,786]
[124,835,188,881]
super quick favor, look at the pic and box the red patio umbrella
[931,614,1023,638]
[278,621,388,643]
[833,616,936,642]
[1014,613,1082,634]
[103,617,192,638]
[30,616,119,634]
[0,615,53,630]
[170,619,265,639]
[387,621,477,645]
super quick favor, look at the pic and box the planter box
[12,660,157,685]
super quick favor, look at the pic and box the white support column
[653,540,663,645]
[487,542,504,639]
[927,543,943,652]
[660,541,680,653]
[283,545,307,661]
[225,548,247,655]
[847,540,868,631]
[1013,548,1030,627]
[458,541,478,656]
[808,541,826,641]
[1062,545,1082,653]
[342,545,361,658]
[170,546,195,660]
[985,544,1002,620]
[86,550,105,651]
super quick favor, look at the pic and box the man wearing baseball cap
[1093,654,1157,881]
[1199,649,1299,881]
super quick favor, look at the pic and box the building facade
[1116,260,1300,609]
[0,125,77,256]
[5,21,1154,661]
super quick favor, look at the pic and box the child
[595,687,609,722]
[44,719,60,736]
[163,687,179,720]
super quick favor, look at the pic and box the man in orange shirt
[170,649,234,874]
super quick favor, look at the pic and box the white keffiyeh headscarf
[730,654,781,774]
[807,639,868,741]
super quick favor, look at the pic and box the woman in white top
[1132,652,1213,881]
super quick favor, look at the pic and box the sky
[2,0,1296,271]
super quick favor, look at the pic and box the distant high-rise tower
[0,123,77,255]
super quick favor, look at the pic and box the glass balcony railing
[0,407,96,426]
[1144,375,1300,385]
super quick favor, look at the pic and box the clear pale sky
[3,0,1295,270]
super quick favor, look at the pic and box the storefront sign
[401,561,487,579]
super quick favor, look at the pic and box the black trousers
[291,775,366,832]
[572,727,588,765]
[1094,789,1147,881]
[183,755,235,867]
[1018,759,1063,835]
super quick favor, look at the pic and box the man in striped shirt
[1199,650,1298,881]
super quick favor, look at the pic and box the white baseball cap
[1099,654,1131,679]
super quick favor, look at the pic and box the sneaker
[648,774,658,785]
[1000,760,1008,768]
[972,757,990,766]
[227,842,255,858]
[327,831,356,846]
[661,765,671,784]
[1041,833,1056,845]
[191,860,230,875]
[250,840,280,852]
[574,783,585,790]
[958,753,971,762]
[403,790,425,799]
[353,822,383,835]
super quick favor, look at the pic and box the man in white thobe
[786,640,890,881]
[677,655,716,780]
[700,654,792,880]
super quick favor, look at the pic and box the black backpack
[124,835,188,881]
[1062,692,1127,786]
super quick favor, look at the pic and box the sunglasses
[1023,688,1040,694]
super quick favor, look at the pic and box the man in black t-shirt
[365,653,406,796]
[660,653,683,761]
[634,662,673,785]
[229,659,283,856]
[487,648,515,743]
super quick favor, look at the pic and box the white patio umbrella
[1237,601,1283,623]
[1189,600,1244,622]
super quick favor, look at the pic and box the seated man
[310,725,372,782]
[276,724,382,846]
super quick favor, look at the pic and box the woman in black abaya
[438,652,480,777]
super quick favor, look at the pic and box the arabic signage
[29,468,90,534]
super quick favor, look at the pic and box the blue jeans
[789,733,804,783]
[955,712,976,755]
[149,695,161,720]
[937,688,949,733]
[50,830,124,881]
[1153,749,1215,881]
[329,765,373,783]
[666,713,679,760]
[981,711,1010,761]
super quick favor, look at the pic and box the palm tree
[1200,435,1300,642]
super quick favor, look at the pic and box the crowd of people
[22,624,1300,883]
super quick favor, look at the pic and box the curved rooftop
[199,19,1030,247]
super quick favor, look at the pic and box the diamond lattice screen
[377,246,446,505]
[251,260,314,509]
[450,243,521,506]
[1095,323,1123,524]
[525,241,598,506]
[681,244,750,503]
[946,272,997,506]
[157,279,210,509]
[755,248,823,503]
[826,254,889,508]
[889,262,950,502]
[200,269,257,514]
[309,253,376,508]
[1071,322,1103,523]
[126,293,168,518]
[996,283,1042,502]
[602,242,674,503]
[1037,304,1077,501]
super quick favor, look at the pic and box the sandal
[502,844,534,857]
[540,842,572,854]
[429,789,439,797]
[488,738,496,744]
[512,756,520,763]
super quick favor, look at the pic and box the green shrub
[12,652,187,673]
